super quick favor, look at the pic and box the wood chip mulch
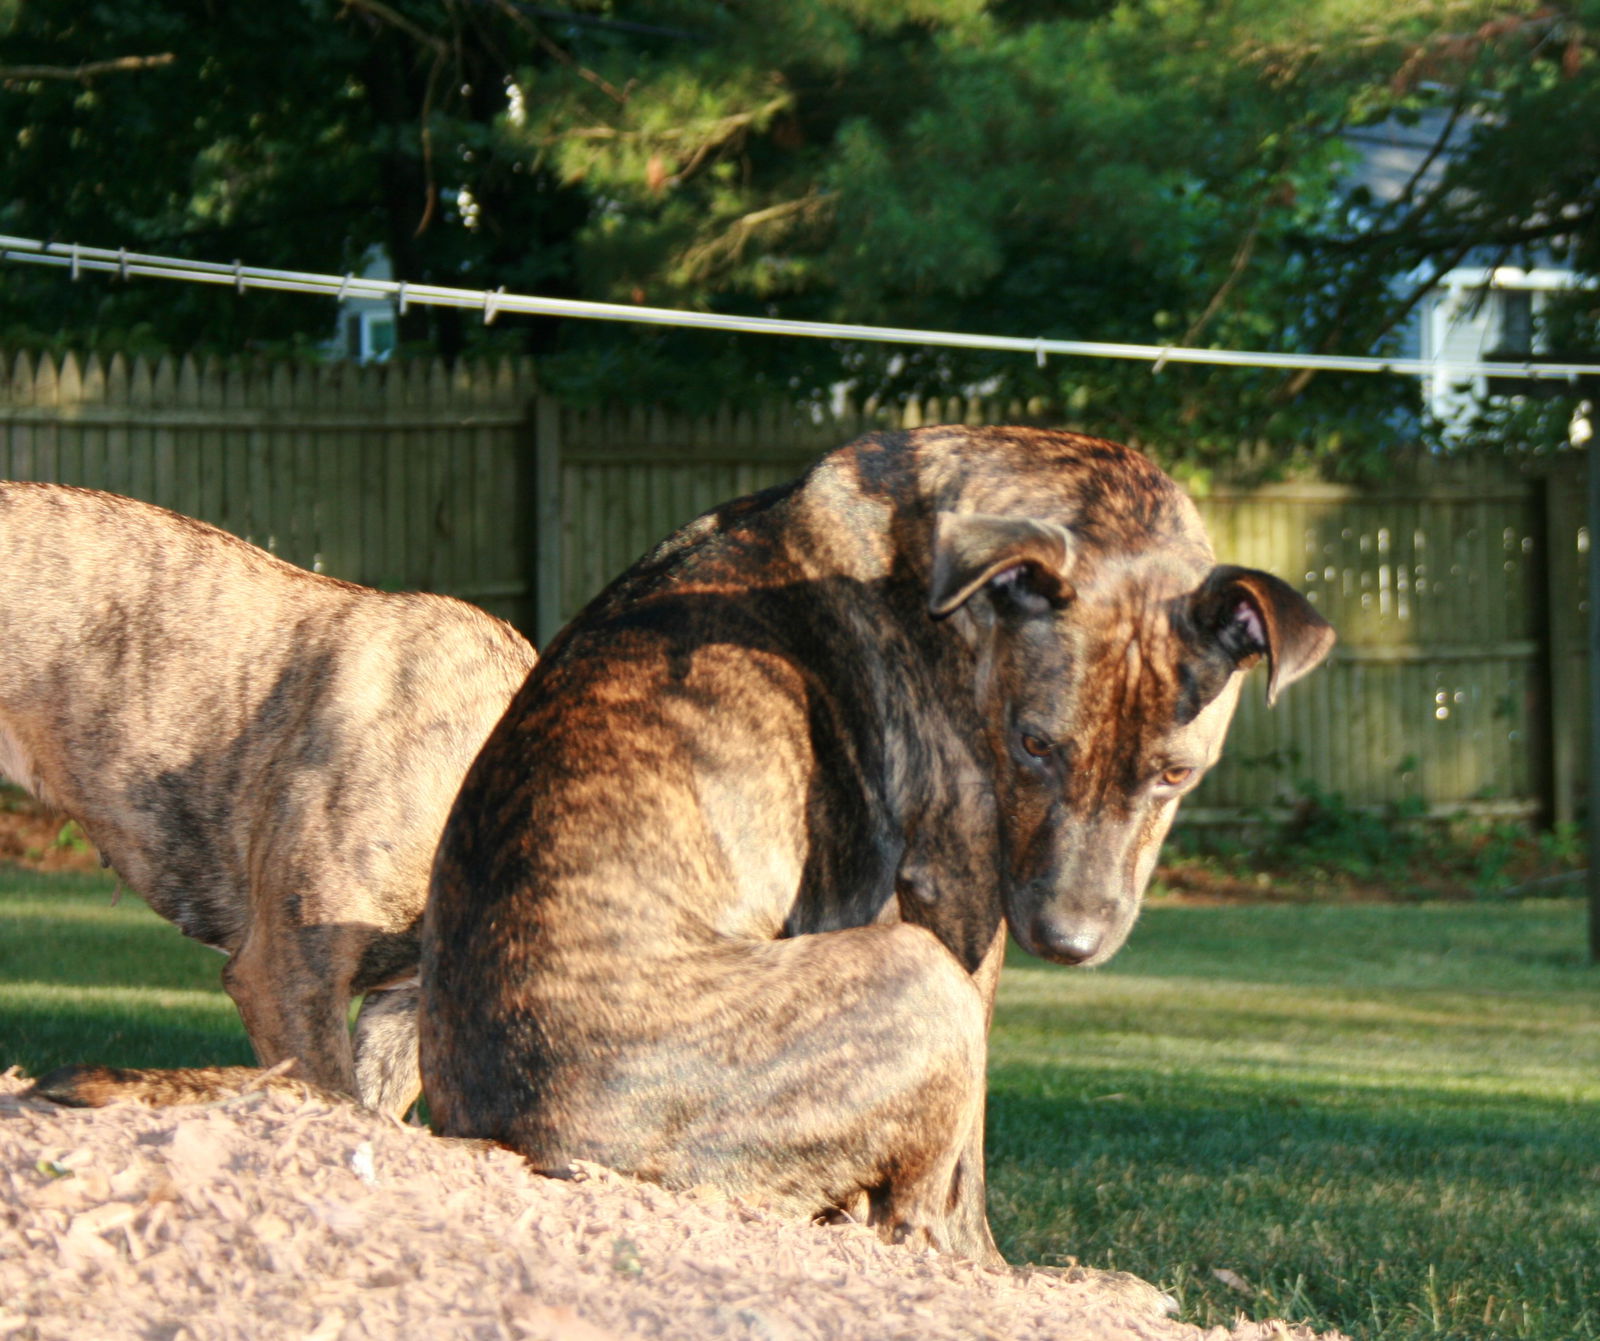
[0,1071,1349,1341]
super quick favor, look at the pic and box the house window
[1492,289,1533,358]
[366,313,397,361]
[342,309,398,363]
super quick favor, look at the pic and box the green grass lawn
[2,870,1596,1340]
[989,900,1600,1340]
[0,868,253,1073]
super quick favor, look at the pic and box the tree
[0,0,586,358]
[2,1,1597,473]
[508,0,1600,472]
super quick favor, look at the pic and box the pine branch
[0,54,175,83]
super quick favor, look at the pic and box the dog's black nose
[1034,921,1103,965]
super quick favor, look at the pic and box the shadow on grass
[0,994,253,1078]
[0,917,230,994]
[984,1067,1600,1339]
[988,1067,1593,1197]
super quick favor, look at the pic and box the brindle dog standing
[0,483,536,1114]
[421,427,1334,1263]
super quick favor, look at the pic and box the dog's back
[0,482,532,946]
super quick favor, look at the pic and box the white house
[331,247,398,363]
[1414,263,1582,427]
[1347,106,1588,435]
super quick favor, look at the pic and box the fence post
[533,396,564,647]
[1588,437,1600,962]
[1543,459,1583,832]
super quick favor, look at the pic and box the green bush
[1167,778,1582,902]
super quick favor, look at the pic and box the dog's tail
[28,1061,346,1109]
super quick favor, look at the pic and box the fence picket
[0,349,1586,827]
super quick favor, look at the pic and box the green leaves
[2,0,1595,463]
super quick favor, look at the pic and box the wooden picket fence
[0,350,536,627]
[0,350,1589,830]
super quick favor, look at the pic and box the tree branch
[340,0,448,55]
[676,191,834,281]
[486,0,632,105]
[555,95,793,151]
[1272,235,1478,403]
[0,54,175,83]
[413,44,451,237]
[1179,197,1267,348]
[1299,205,1598,257]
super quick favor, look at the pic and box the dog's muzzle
[1008,880,1128,967]
[1029,918,1104,965]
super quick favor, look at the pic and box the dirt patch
[0,1072,1347,1341]
[1151,861,1401,905]
[0,788,103,875]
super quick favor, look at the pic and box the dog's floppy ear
[1189,565,1335,706]
[928,513,1076,617]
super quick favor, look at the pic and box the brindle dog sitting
[1,484,535,1115]
[420,427,1334,1263]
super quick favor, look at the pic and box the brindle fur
[29,1062,347,1109]
[420,427,1334,1263]
[0,483,536,1114]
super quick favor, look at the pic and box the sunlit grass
[987,900,1600,1340]
[1,872,1596,1339]
[0,869,251,1072]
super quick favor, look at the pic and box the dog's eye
[1020,733,1053,759]
[1158,765,1194,788]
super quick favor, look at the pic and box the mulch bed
[0,1073,1347,1341]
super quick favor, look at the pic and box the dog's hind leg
[936,922,1008,1265]
[221,928,357,1099]
[690,922,992,1258]
[352,985,421,1118]
[428,921,991,1260]
[45,930,416,1116]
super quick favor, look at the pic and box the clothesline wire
[3,233,1598,382]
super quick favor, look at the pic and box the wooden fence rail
[1,351,1588,829]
